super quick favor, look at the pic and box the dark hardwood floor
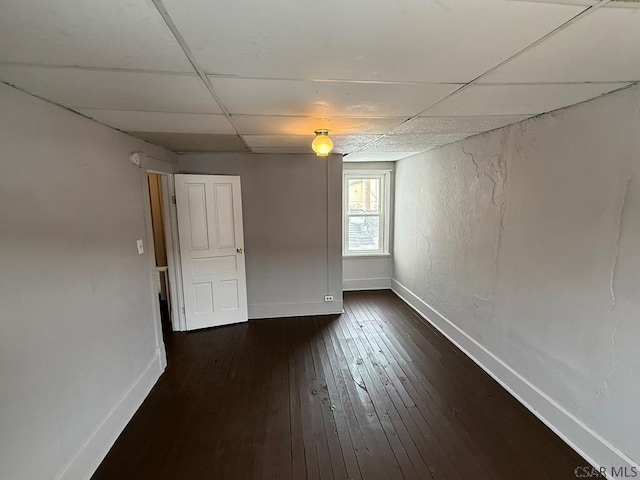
[92,290,586,480]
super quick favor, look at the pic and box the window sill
[343,253,391,260]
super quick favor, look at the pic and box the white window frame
[343,170,391,257]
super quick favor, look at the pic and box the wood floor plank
[344,297,459,480]
[163,323,246,480]
[358,291,583,479]
[310,317,361,480]
[92,291,589,480]
[319,317,384,480]
[350,293,492,480]
[210,323,258,480]
[357,293,511,479]
[339,305,426,480]
[299,316,346,480]
[273,318,294,480]
[329,310,405,480]
[259,318,290,480]
[237,322,271,480]
[286,319,307,480]
[290,318,322,480]
[369,293,582,478]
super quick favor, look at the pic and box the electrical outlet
[324,295,334,302]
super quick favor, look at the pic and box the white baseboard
[56,354,164,480]
[249,300,344,320]
[343,277,391,291]
[391,278,638,480]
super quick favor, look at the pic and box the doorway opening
[147,173,172,335]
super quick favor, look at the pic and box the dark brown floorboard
[92,290,588,480]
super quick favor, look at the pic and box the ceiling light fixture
[312,129,333,157]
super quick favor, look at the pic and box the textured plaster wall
[394,84,640,463]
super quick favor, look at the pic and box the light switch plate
[136,239,144,255]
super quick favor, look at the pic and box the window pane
[348,178,380,214]
[347,216,380,251]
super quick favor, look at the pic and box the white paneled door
[175,174,248,330]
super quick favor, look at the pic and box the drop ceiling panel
[243,135,314,147]
[423,83,630,116]
[250,147,314,154]
[513,0,596,5]
[483,8,640,83]
[162,0,582,82]
[394,115,533,134]
[231,115,405,135]
[211,78,460,117]
[76,109,235,134]
[344,152,419,162]
[129,132,248,152]
[75,108,235,135]
[0,66,221,113]
[359,133,471,152]
[244,134,379,154]
[0,0,192,72]
[607,2,640,9]
[332,135,381,154]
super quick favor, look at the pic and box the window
[343,171,390,256]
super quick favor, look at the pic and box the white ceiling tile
[0,0,191,72]
[605,2,640,9]
[343,152,418,162]
[0,66,221,113]
[250,147,315,154]
[75,109,235,134]
[332,135,381,154]
[244,135,313,147]
[511,0,596,5]
[163,0,582,82]
[244,134,378,154]
[483,8,640,83]
[422,83,630,116]
[359,133,472,152]
[394,115,533,134]
[231,115,405,135]
[211,78,460,117]
[129,132,248,152]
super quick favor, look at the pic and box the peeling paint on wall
[394,84,640,464]
[609,176,632,309]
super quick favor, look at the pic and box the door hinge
[171,195,177,204]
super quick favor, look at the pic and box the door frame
[143,164,186,333]
[138,155,186,370]
[159,174,186,332]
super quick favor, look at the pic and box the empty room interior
[2,0,640,479]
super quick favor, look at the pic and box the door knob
[236,247,244,254]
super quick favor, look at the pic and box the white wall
[393,84,640,475]
[0,83,176,480]
[179,153,343,318]
[342,161,394,291]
